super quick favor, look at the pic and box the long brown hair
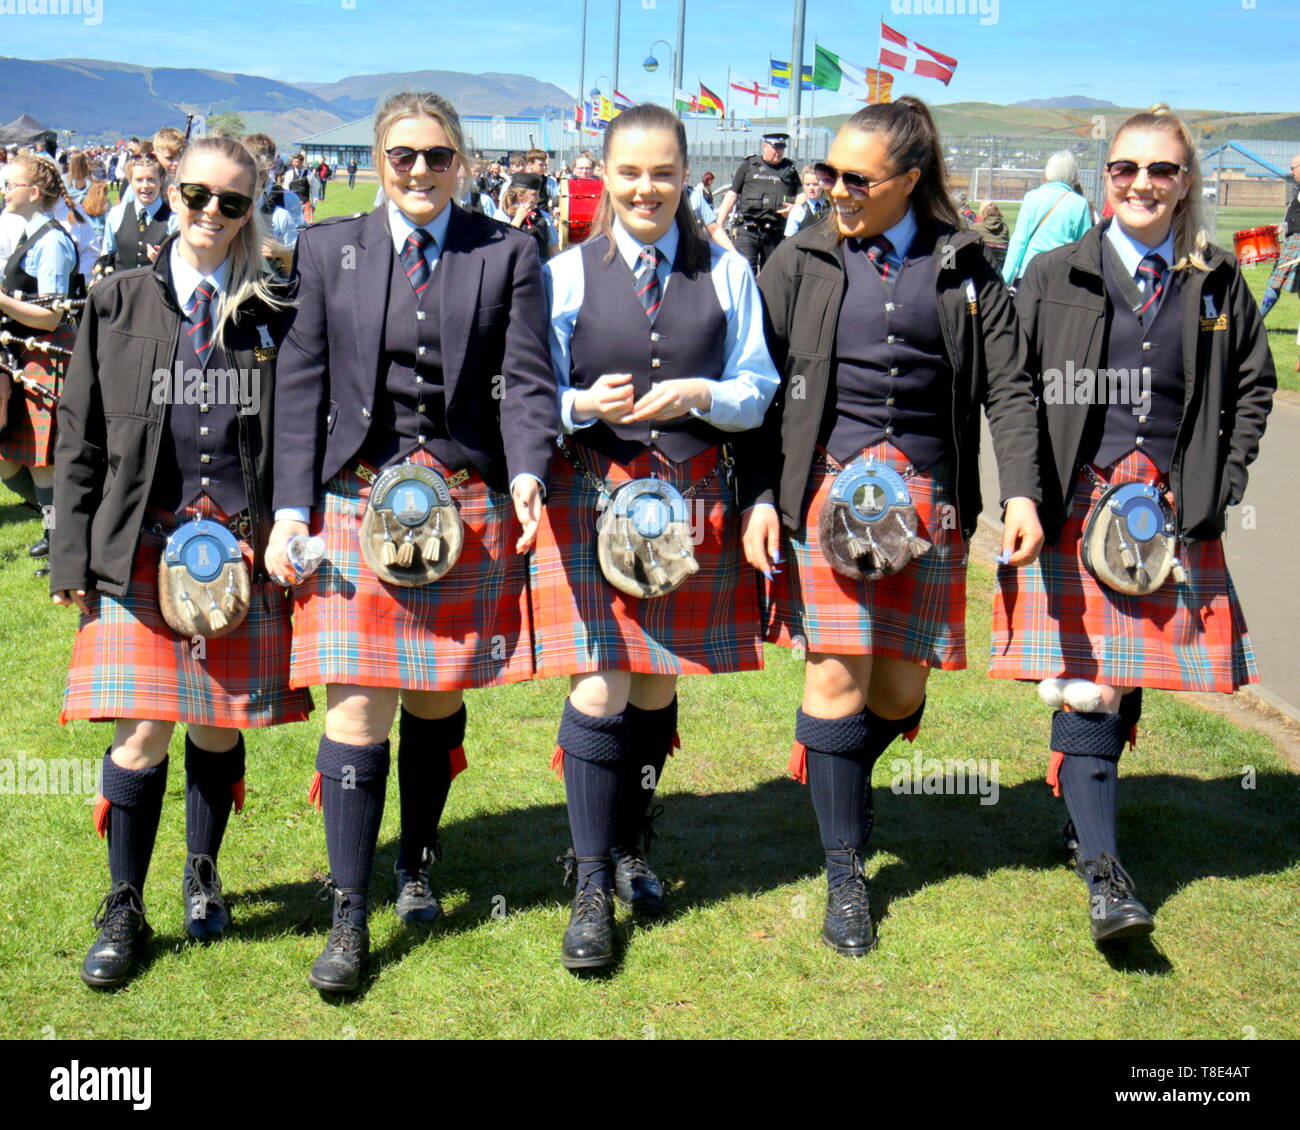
[1109,105,1210,272]
[15,153,85,224]
[591,103,711,272]
[68,150,91,190]
[840,95,961,230]
[81,180,109,218]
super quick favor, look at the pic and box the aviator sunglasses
[812,162,908,198]
[1105,160,1185,186]
[384,145,457,174]
[177,182,254,219]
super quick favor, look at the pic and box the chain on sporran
[359,463,465,586]
[818,457,932,581]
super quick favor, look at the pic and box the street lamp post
[613,0,621,98]
[644,39,675,107]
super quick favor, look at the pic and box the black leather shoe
[34,562,50,579]
[28,535,49,558]
[308,882,369,993]
[562,882,615,970]
[394,848,441,925]
[81,882,151,988]
[1079,853,1155,943]
[822,848,876,957]
[182,853,230,942]
[611,846,667,916]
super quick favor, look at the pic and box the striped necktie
[634,244,663,321]
[862,234,895,280]
[137,205,149,234]
[1136,252,1168,329]
[401,226,434,295]
[185,281,216,365]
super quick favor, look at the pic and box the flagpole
[810,35,817,129]
[789,0,805,133]
[674,0,686,98]
[578,0,587,155]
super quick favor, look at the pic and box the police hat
[762,132,790,146]
[510,172,544,191]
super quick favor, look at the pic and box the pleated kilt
[0,321,75,468]
[290,448,533,690]
[1265,231,1300,294]
[989,450,1257,692]
[765,441,969,668]
[61,497,313,727]
[530,442,763,677]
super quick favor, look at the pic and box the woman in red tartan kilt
[535,103,779,970]
[741,98,1044,956]
[0,153,84,577]
[51,137,312,988]
[989,107,1275,944]
[264,92,558,992]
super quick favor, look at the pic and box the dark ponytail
[842,95,960,230]
[591,103,712,272]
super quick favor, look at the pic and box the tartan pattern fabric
[529,444,763,677]
[289,447,533,690]
[61,496,312,727]
[1265,232,1300,294]
[764,441,969,668]
[0,320,75,467]
[989,450,1258,692]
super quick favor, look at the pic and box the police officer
[715,131,802,274]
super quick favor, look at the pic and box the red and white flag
[729,75,780,106]
[879,21,958,85]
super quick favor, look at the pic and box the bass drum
[560,176,603,250]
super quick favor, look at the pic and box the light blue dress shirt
[387,197,452,271]
[783,195,828,238]
[1104,217,1175,287]
[544,216,780,435]
[168,241,229,314]
[689,185,717,227]
[18,211,77,294]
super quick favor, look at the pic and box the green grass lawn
[1,483,1296,1039]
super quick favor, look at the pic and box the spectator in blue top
[1002,150,1093,286]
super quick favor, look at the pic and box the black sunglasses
[812,162,907,198]
[385,145,457,174]
[177,182,254,219]
[1105,160,1185,185]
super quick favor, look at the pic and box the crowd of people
[0,93,1281,997]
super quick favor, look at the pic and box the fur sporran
[595,478,700,599]
[1081,481,1183,596]
[358,463,464,587]
[157,520,251,639]
[818,461,931,581]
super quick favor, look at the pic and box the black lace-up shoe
[28,535,49,558]
[611,846,667,917]
[822,846,876,957]
[394,854,442,925]
[308,881,369,993]
[182,853,230,942]
[81,882,151,988]
[562,881,615,970]
[1079,853,1155,943]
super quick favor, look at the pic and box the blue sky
[7,0,1297,115]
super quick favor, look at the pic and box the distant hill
[292,70,575,121]
[1010,97,1119,110]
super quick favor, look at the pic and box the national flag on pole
[879,22,958,85]
[613,90,637,112]
[812,46,895,104]
[673,88,698,114]
[730,75,779,106]
[697,82,724,116]
[599,95,615,122]
[769,58,814,91]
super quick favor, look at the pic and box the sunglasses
[177,182,254,218]
[385,145,456,174]
[1105,160,1185,186]
[812,162,907,198]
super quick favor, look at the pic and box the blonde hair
[1110,105,1210,272]
[372,91,466,194]
[175,136,289,346]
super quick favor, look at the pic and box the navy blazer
[273,203,558,511]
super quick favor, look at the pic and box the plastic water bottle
[286,534,326,578]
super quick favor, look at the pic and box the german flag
[697,82,724,116]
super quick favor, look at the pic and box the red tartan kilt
[764,441,969,668]
[61,497,313,727]
[529,443,763,677]
[0,321,74,468]
[290,448,533,690]
[989,450,1257,692]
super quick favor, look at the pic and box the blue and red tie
[862,234,895,280]
[635,244,663,321]
[185,281,216,365]
[1136,252,1167,329]
[401,227,434,295]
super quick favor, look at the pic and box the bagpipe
[0,297,83,410]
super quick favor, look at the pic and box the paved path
[979,394,1300,719]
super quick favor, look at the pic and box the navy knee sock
[184,732,245,864]
[558,700,629,893]
[396,705,465,872]
[616,698,677,853]
[1052,711,1126,882]
[316,736,390,927]
[798,701,924,876]
[99,752,169,892]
